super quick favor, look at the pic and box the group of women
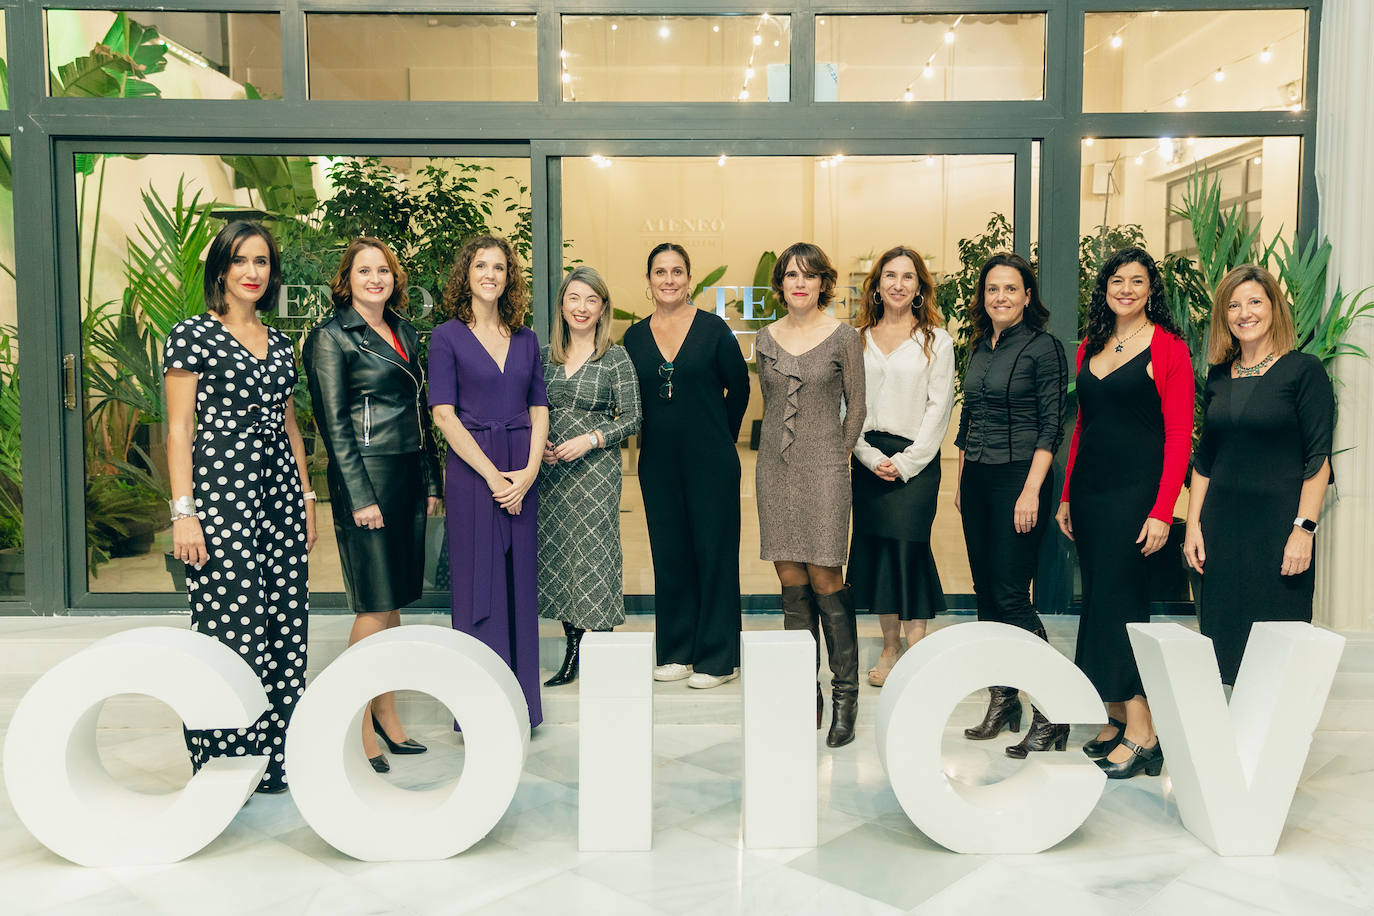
[165,220,1333,792]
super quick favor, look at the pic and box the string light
[922,64,934,79]
[903,90,914,102]
[1174,92,1187,107]
[1135,155,1145,164]
[718,154,728,166]
[1110,34,1123,49]
[611,23,617,31]
[737,13,780,103]
[713,25,720,33]
[739,89,749,100]
[898,15,964,101]
[1213,68,1226,82]
[944,29,956,44]
[590,154,611,168]
[1260,46,1272,63]
[659,24,670,39]
[1083,137,1095,147]
[1252,156,1262,165]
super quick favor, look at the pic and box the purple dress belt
[460,409,532,624]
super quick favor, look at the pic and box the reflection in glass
[46,10,282,99]
[0,136,18,598]
[561,154,1017,595]
[0,14,8,110]
[307,14,537,101]
[76,153,531,593]
[561,15,791,102]
[815,13,1045,101]
[1083,9,1307,113]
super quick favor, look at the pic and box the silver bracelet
[303,490,318,502]
[168,495,196,517]
[170,511,197,523]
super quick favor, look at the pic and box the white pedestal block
[1127,621,1345,856]
[579,632,654,851]
[2,627,270,866]
[742,630,817,849]
[286,625,528,861]
[877,621,1107,854]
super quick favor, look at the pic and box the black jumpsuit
[163,313,308,792]
[624,310,750,677]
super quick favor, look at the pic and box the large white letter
[578,632,654,851]
[286,625,528,861]
[742,630,817,848]
[877,622,1107,854]
[1127,621,1344,856]
[2,628,269,866]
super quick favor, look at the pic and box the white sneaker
[687,669,740,689]
[653,663,693,681]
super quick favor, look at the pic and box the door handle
[63,353,76,410]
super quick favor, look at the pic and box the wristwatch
[587,432,600,449]
[1293,516,1318,533]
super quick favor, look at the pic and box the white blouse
[852,327,956,482]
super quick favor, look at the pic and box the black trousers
[639,447,742,676]
[960,459,1053,634]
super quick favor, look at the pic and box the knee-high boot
[544,622,584,687]
[781,584,822,729]
[1005,625,1069,758]
[816,587,858,748]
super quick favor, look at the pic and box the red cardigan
[1062,329,1195,522]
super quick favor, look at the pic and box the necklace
[1112,320,1150,353]
[1235,352,1276,378]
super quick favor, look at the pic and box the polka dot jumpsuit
[163,313,308,792]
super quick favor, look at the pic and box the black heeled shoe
[1005,707,1070,758]
[964,686,1022,740]
[1097,736,1164,779]
[369,754,390,774]
[371,712,427,755]
[544,624,584,687]
[1082,717,1126,759]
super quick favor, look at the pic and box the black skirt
[329,452,427,612]
[847,431,946,620]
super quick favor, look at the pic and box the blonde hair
[549,266,613,364]
[1207,265,1296,365]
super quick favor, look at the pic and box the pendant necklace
[1235,352,1277,378]
[1112,319,1150,353]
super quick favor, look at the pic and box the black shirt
[955,320,1068,464]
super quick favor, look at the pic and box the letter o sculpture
[2,627,271,866]
[876,622,1108,854]
[286,625,529,861]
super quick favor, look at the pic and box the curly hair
[330,237,409,314]
[439,235,529,334]
[854,245,941,357]
[968,252,1048,348]
[770,242,838,311]
[1083,247,1182,358]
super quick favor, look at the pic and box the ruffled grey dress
[754,323,866,567]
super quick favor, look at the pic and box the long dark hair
[968,252,1048,348]
[1084,247,1182,358]
[203,221,281,314]
[440,234,529,334]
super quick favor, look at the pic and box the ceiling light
[659,25,670,38]
[753,34,763,46]
[903,90,914,102]
[1135,155,1145,164]
[1214,68,1226,82]
[1174,92,1187,107]
[718,155,728,166]
[944,30,956,44]
[922,65,934,79]
[1110,34,1123,49]
[738,89,750,100]
[1260,47,1272,63]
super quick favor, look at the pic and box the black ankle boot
[781,584,823,730]
[816,587,858,748]
[1005,707,1071,758]
[964,686,1022,739]
[543,623,584,687]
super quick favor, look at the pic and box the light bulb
[712,25,719,33]
[559,49,567,59]
[1214,68,1225,82]
[611,23,618,31]
[944,30,956,44]
[1253,156,1262,165]
[1260,47,1272,63]
[561,72,571,83]
[745,67,755,79]
[1083,137,1095,147]
[1110,34,1123,49]
[659,25,670,38]
[1174,92,1187,107]
[773,40,780,47]
[925,156,936,167]
[509,20,516,27]
[718,155,727,166]
[753,34,763,46]
[1290,102,1302,112]
[1135,155,1145,165]
[820,161,829,169]
[818,18,826,26]
[903,90,914,102]
[739,89,750,100]
[922,65,934,79]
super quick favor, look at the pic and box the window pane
[307,14,537,101]
[815,12,1045,101]
[0,136,18,598]
[46,10,281,99]
[0,14,8,110]
[75,152,531,593]
[561,15,791,102]
[563,153,1017,597]
[1083,9,1307,113]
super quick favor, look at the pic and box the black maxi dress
[1195,352,1334,685]
[1069,348,1163,702]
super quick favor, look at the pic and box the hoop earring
[644,286,652,301]
[912,293,924,311]
[872,290,882,306]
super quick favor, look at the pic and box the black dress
[1069,348,1162,702]
[623,310,750,677]
[1195,352,1334,684]
[163,313,307,792]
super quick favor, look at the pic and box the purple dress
[428,320,548,727]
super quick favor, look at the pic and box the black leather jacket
[304,306,442,513]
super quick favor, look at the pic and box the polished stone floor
[1,614,1371,915]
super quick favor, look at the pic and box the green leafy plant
[0,330,22,550]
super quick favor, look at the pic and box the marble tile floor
[1,615,1372,915]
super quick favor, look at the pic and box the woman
[428,235,549,728]
[623,243,750,690]
[164,220,316,793]
[955,252,1068,758]
[304,237,440,773]
[1056,248,1193,779]
[849,245,956,689]
[538,266,642,686]
[756,242,866,747]
[1185,265,1333,686]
